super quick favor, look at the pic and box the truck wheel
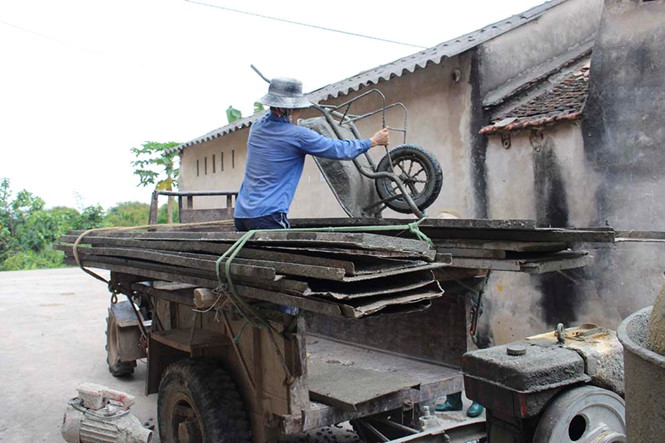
[375,144,443,214]
[532,386,625,443]
[158,359,251,443]
[106,307,136,377]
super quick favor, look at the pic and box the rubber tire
[106,306,136,377]
[158,359,251,443]
[375,144,443,214]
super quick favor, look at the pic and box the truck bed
[295,335,462,432]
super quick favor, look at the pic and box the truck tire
[106,307,136,377]
[375,144,443,214]
[158,359,251,443]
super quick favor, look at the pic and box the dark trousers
[234,212,290,231]
[233,212,298,315]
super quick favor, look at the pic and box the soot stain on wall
[533,135,569,227]
[469,49,489,218]
[532,134,582,325]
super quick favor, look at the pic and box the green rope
[213,217,433,326]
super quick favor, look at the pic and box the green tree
[104,201,150,227]
[0,178,104,270]
[130,141,180,223]
[157,202,179,224]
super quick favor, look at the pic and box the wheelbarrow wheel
[158,359,251,443]
[375,144,443,214]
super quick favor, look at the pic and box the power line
[184,0,428,49]
[0,19,150,69]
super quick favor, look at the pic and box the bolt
[507,344,527,356]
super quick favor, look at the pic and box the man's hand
[370,128,390,147]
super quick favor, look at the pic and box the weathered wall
[479,0,665,345]
[486,124,599,226]
[579,0,665,325]
[481,124,606,344]
[583,0,665,229]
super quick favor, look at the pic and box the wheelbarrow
[300,88,443,218]
[250,65,442,218]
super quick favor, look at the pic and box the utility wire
[184,0,428,49]
[0,19,151,69]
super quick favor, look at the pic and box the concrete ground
[0,268,481,442]
[0,268,156,442]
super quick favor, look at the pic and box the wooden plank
[59,236,358,275]
[56,245,277,281]
[436,248,506,259]
[61,245,442,285]
[434,239,568,252]
[339,289,443,318]
[130,283,195,307]
[290,217,538,230]
[339,263,445,282]
[262,245,434,261]
[64,258,345,317]
[520,254,593,274]
[305,273,437,300]
[66,230,435,256]
[63,255,310,295]
[288,219,615,243]
[449,251,590,272]
[305,336,461,411]
[307,359,422,410]
[424,227,614,243]
[58,244,348,281]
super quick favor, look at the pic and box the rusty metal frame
[310,89,425,218]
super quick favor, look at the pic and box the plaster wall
[179,127,249,210]
[481,123,608,344]
[577,0,665,329]
[486,123,599,226]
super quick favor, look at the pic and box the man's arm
[298,127,391,160]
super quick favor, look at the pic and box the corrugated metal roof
[171,0,567,153]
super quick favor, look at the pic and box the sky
[0,0,546,210]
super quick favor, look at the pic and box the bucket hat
[258,77,313,109]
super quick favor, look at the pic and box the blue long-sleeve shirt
[235,113,371,218]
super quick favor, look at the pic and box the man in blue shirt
[234,77,389,231]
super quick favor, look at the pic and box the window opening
[212,154,216,173]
